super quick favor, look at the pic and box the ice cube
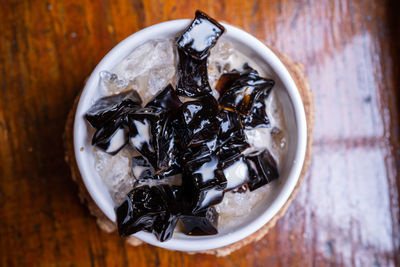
[94,147,136,205]
[99,71,130,95]
[147,66,176,96]
[112,39,175,82]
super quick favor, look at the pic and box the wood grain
[0,0,399,266]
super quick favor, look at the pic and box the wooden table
[1,0,399,266]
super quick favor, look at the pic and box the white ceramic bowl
[73,19,307,251]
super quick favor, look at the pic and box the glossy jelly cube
[219,65,274,116]
[245,150,279,191]
[173,94,220,147]
[145,84,182,113]
[216,109,245,145]
[131,156,155,180]
[241,90,272,129]
[116,185,184,241]
[183,154,227,212]
[176,48,212,97]
[181,207,218,235]
[128,107,177,173]
[215,71,240,96]
[221,156,249,190]
[116,186,164,237]
[177,10,225,60]
[91,115,128,155]
[86,90,142,129]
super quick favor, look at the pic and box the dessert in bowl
[73,11,307,251]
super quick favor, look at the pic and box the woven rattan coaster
[63,49,314,257]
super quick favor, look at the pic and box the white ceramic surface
[73,19,307,251]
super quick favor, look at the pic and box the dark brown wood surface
[1,0,399,266]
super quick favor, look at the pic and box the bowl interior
[74,20,306,251]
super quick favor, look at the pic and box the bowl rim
[73,19,307,251]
